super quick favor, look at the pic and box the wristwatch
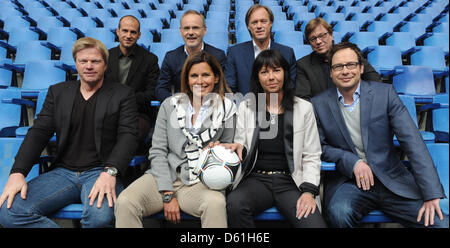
[102,167,118,177]
[162,193,174,203]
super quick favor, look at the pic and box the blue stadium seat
[204,31,229,52]
[15,89,48,138]
[0,59,13,88]
[13,40,52,66]
[20,60,66,98]
[348,32,379,52]
[44,27,78,49]
[235,27,252,43]
[366,45,403,76]
[0,137,40,190]
[160,29,184,44]
[84,28,116,49]
[410,46,448,75]
[385,32,417,55]
[399,21,427,40]
[292,44,313,60]
[333,21,359,40]
[273,30,304,46]
[432,107,449,143]
[366,21,394,40]
[150,42,180,68]
[423,33,449,56]
[426,143,449,216]
[0,88,22,137]
[393,65,438,103]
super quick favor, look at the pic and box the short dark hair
[118,15,140,32]
[250,49,295,110]
[328,42,364,66]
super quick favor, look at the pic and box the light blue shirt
[337,83,361,112]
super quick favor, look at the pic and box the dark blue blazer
[311,81,445,206]
[225,41,296,95]
[155,43,226,102]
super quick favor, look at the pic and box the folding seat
[292,44,313,60]
[102,17,120,31]
[0,28,39,51]
[410,46,447,75]
[393,65,437,103]
[138,30,155,50]
[20,60,67,98]
[1,16,32,34]
[205,11,229,23]
[432,22,449,34]
[287,5,309,20]
[34,16,64,35]
[87,8,113,24]
[349,13,375,30]
[84,28,116,49]
[426,143,449,215]
[24,7,55,25]
[15,89,48,138]
[409,13,435,28]
[160,29,184,44]
[315,6,338,19]
[0,88,22,137]
[385,32,416,55]
[235,27,251,43]
[348,32,379,52]
[332,21,359,40]
[391,6,417,21]
[366,45,403,76]
[398,22,427,40]
[366,21,394,39]
[13,40,53,66]
[150,42,181,68]
[44,27,78,48]
[432,107,449,142]
[0,59,13,88]
[0,137,40,189]
[204,31,229,52]
[394,95,435,145]
[322,12,346,27]
[169,18,181,29]
[423,33,449,56]
[205,18,229,32]
[293,12,316,31]
[69,16,98,35]
[273,30,304,46]
[141,18,164,39]
[272,20,296,33]
[145,10,171,28]
[378,13,405,30]
[55,8,83,26]
[59,41,76,72]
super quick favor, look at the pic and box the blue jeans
[0,167,124,228]
[326,178,449,228]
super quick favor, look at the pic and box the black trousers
[226,173,327,228]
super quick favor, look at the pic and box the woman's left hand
[296,192,316,220]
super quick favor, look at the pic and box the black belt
[254,170,291,176]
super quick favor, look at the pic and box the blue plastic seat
[0,59,13,88]
[160,29,184,44]
[393,65,437,103]
[272,20,296,33]
[84,28,116,48]
[45,27,78,48]
[69,16,98,35]
[432,107,449,142]
[424,33,449,56]
[399,22,427,40]
[348,32,379,52]
[204,31,229,52]
[0,28,40,49]
[140,18,164,38]
[14,40,52,66]
[15,89,49,137]
[150,42,180,68]
[235,27,252,43]
[385,32,416,55]
[426,143,449,215]
[366,21,394,39]
[273,31,304,46]
[333,21,359,40]
[410,46,448,75]
[292,44,313,60]
[394,95,435,145]
[20,60,66,98]
[366,46,403,76]
[0,137,40,190]
[1,15,32,34]
[34,16,64,34]
[293,12,316,32]
[0,88,22,137]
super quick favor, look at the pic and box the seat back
[21,60,66,90]
[393,66,436,96]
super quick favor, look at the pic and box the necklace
[268,105,282,125]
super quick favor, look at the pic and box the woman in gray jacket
[115,51,236,227]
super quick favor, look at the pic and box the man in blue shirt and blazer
[155,10,226,102]
[225,4,296,95]
[311,42,448,228]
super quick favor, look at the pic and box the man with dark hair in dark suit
[155,10,227,102]
[105,15,160,154]
[296,18,381,100]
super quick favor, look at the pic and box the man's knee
[326,199,359,228]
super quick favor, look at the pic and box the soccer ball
[197,145,241,190]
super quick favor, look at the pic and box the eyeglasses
[331,62,360,71]
[181,26,203,32]
[308,32,329,43]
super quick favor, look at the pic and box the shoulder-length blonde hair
[180,51,231,100]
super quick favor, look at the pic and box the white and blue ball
[197,145,241,190]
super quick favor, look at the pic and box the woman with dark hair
[115,51,236,227]
[223,49,327,228]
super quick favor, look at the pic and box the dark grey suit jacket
[11,81,139,178]
[105,45,160,121]
[296,51,382,100]
[311,80,445,206]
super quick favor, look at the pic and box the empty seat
[424,33,449,56]
[385,32,417,54]
[366,46,403,76]
[20,60,66,98]
[393,65,437,103]
[0,88,22,137]
[273,30,304,46]
[14,40,52,65]
[348,32,379,52]
[150,42,181,68]
[410,46,447,74]
[432,107,449,142]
